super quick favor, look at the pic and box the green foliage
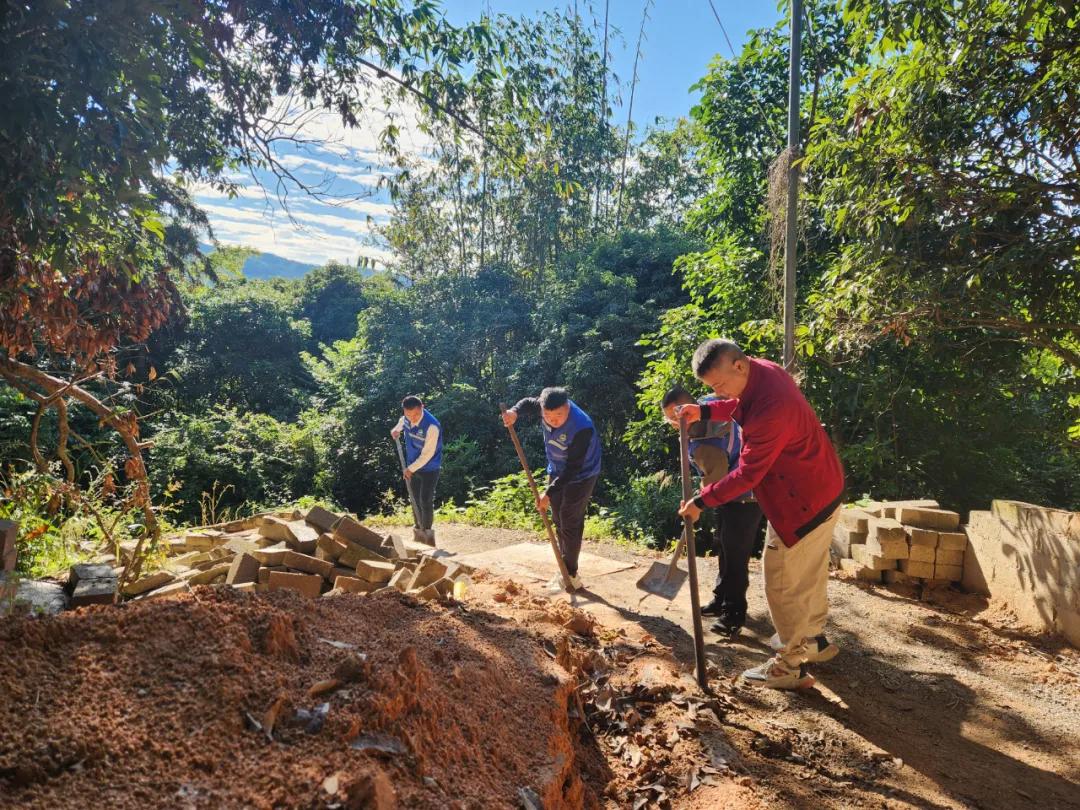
[147,407,319,524]
[299,262,372,345]
[436,472,545,531]
[809,0,1080,370]
[152,279,315,420]
[0,468,159,578]
[607,472,683,548]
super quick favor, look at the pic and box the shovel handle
[393,434,422,529]
[499,403,573,588]
[680,412,709,690]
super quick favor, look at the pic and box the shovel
[636,421,695,599]
[499,402,573,592]
[392,434,425,542]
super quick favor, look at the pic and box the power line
[703,0,784,139]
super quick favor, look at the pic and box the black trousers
[712,501,764,625]
[410,469,440,530]
[549,475,598,577]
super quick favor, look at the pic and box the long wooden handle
[393,435,422,528]
[499,402,572,587]
[680,412,709,689]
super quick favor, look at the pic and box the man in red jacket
[677,339,844,689]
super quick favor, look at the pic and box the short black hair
[661,385,694,409]
[401,395,423,410]
[539,387,569,410]
[692,339,745,378]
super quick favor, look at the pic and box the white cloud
[188,85,441,267]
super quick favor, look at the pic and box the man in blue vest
[390,395,443,545]
[662,385,763,638]
[502,387,602,592]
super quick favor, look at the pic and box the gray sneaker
[742,656,815,690]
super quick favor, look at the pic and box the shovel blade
[635,560,688,599]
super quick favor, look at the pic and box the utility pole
[783,0,802,370]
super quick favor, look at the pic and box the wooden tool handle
[499,402,572,587]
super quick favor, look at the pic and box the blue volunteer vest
[404,410,443,472]
[542,401,602,481]
[689,397,751,500]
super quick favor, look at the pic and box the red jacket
[694,358,844,547]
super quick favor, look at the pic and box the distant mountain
[241,252,318,279]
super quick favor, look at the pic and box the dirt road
[423,522,1080,810]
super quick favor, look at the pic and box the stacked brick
[832,499,968,587]
[99,506,470,605]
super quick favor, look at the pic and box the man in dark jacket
[678,340,844,689]
[502,387,601,592]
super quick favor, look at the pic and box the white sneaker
[742,657,815,690]
[544,576,582,594]
[769,633,839,663]
[568,575,583,591]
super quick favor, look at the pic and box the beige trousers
[762,508,840,668]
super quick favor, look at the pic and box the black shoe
[711,618,742,638]
[700,598,724,617]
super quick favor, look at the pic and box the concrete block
[388,567,412,592]
[317,533,347,561]
[869,517,907,544]
[839,558,882,582]
[122,571,175,597]
[933,563,963,582]
[937,531,968,551]
[1,519,17,572]
[831,526,866,559]
[864,533,908,560]
[851,544,896,571]
[304,505,341,534]
[282,550,335,579]
[219,518,258,533]
[226,553,261,585]
[409,557,449,590]
[882,499,939,519]
[1,576,68,614]
[71,578,116,607]
[258,516,296,544]
[413,583,443,601]
[338,542,390,569]
[138,580,191,600]
[258,567,271,585]
[935,548,965,567]
[387,533,410,561]
[839,509,872,533]
[67,563,115,592]
[268,570,323,598]
[907,544,936,563]
[883,569,912,585]
[285,522,319,554]
[896,507,960,532]
[333,517,386,552]
[188,563,231,586]
[355,559,397,584]
[223,537,261,556]
[253,544,289,566]
[906,527,939,548]
[899,559,934,578]
[182,533,222,551]
[334,575,380,594]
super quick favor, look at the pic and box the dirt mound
[0,587,593,809]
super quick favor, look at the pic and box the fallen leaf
[350,733,406,756]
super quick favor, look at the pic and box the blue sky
[195,1,785,267]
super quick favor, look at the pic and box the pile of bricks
[831,499,969,587]
[107,505,471,604]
